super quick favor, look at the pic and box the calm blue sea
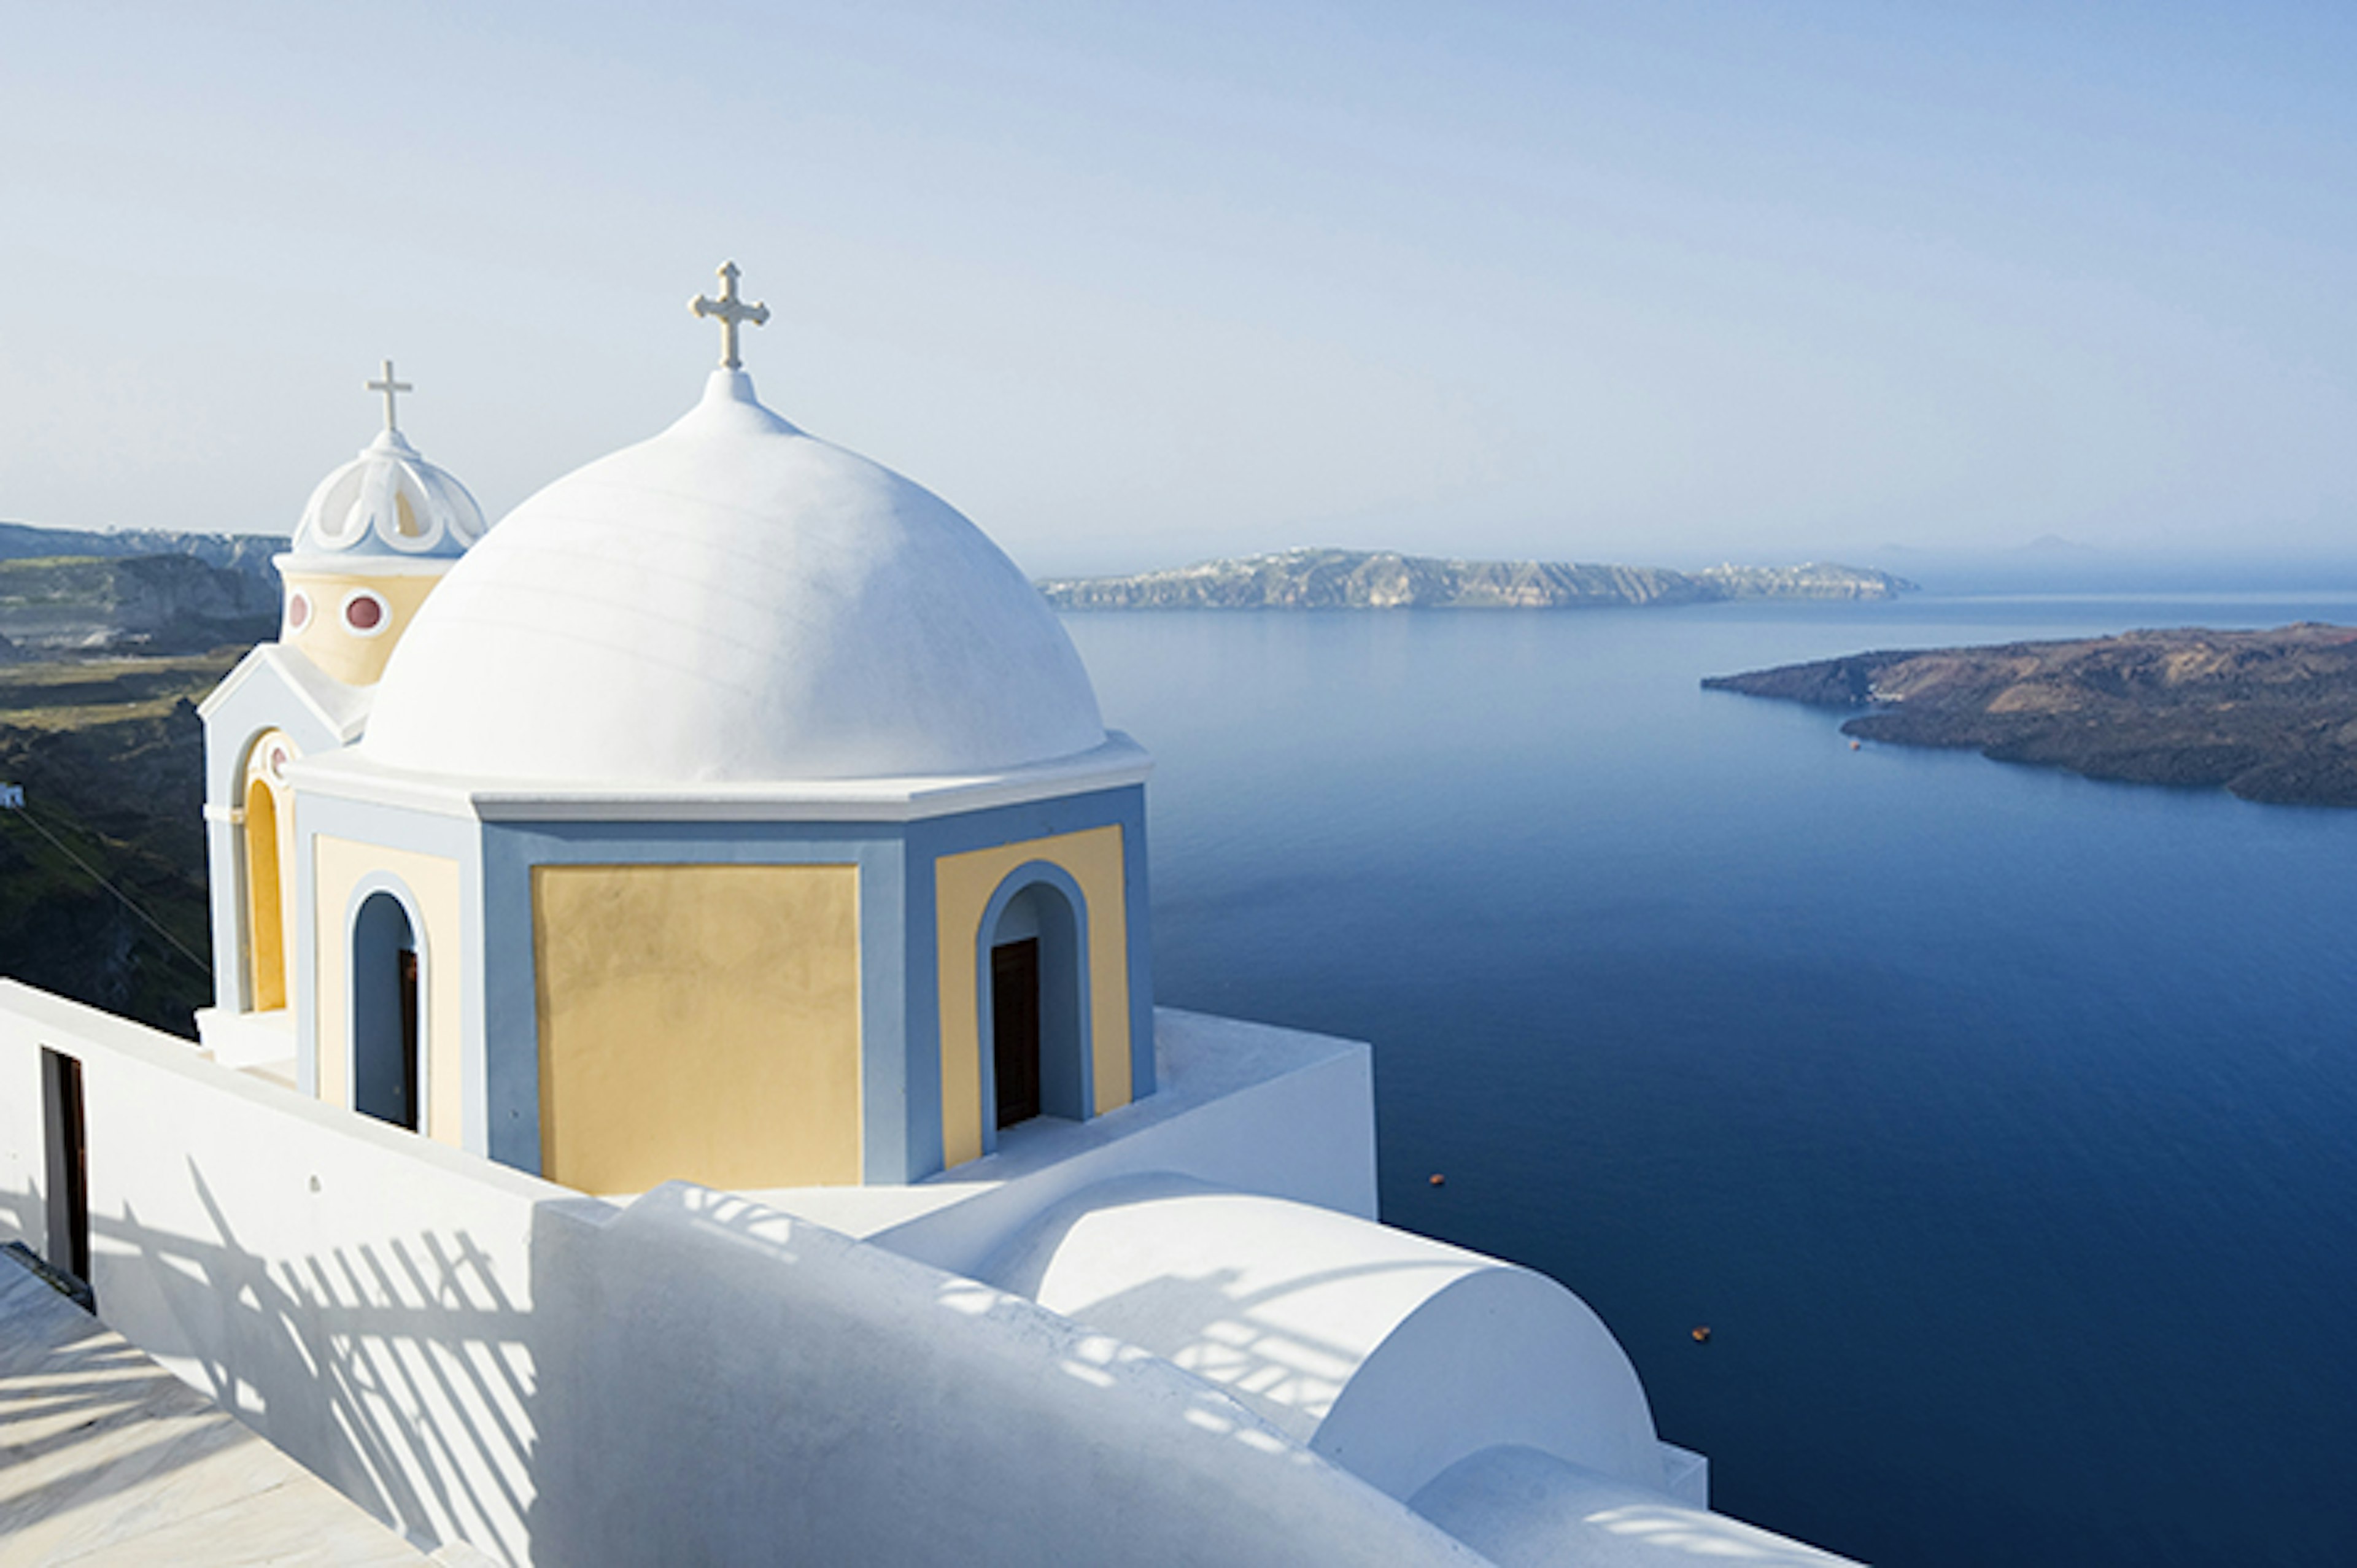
[1064,595,2357,1568]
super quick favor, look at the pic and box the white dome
[290,427,489,564]
[360,370,1107,786]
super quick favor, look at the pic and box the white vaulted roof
[360,369,1107,786]
[976,1174,1669,1506]
[288,427,489,566]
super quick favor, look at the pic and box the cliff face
[1705,624,2357,807]
[1690,562,1920,600]
[1036,549,1914,610]
[0,554,279,653]
[0,521,286,577]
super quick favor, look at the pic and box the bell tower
[195,359,492,1076]
[276,360,488,687]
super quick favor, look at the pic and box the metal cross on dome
[691,261,770,370]
[366,359,412,431]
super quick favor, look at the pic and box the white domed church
[1,268,1854,1568]
[198,290,1155,1195]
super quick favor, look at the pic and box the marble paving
[0,1250,436,1566]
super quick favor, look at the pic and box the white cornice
[284,733,1153,825]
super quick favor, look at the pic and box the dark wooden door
[993,939,1042,1129]
[41,1048,88,1284]
[397,948,420,1132]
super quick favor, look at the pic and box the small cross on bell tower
[691,261,770,371]
[366,359,412,432]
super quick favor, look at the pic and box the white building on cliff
[0,268,1852,1567]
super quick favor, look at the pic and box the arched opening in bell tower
[239,730,295,1013]
[351,890,422,1132]
[242,777,285,1010]
[984,875,1088,1130]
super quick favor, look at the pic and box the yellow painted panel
[312,836,465,1146]
[283,569,444,687]
[532,864,863,1193]
[934,825,1131,1170]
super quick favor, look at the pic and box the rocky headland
[0,522,284,654]
[1037,548,1913,610]
[1705,624,2357,807]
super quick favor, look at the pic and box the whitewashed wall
[0,984,552,1562]
[0,984,1488,1567]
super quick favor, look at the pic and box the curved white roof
[978,1175,1666,1504]
[360,369,1106,786]
[288,427,489,566]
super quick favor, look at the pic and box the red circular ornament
[286,591,311,630]
[344,593,385,632]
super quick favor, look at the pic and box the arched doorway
[352,891,421,1131]
[985,878,1086,1130]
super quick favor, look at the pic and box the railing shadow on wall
[174,1162,536,1543]
[4,1171,540,1563]
[2,1168,554,1563]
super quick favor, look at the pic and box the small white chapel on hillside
[0,266,1854,1567]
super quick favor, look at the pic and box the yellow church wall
[284,569,444,686]
[530,863,864,1194]
[935,825,1132,1170]
[312,836,466,1147]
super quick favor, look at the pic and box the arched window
[239,731,296,1011]
[983,875,1088,1131]
[243,778,285,1010]
[351,890,421,1131]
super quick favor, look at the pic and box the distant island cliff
[1036,548,1915,610]
[1705,624,2357,807]
[0,523,1919,628]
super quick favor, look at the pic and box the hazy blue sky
[2,2,2352,574]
